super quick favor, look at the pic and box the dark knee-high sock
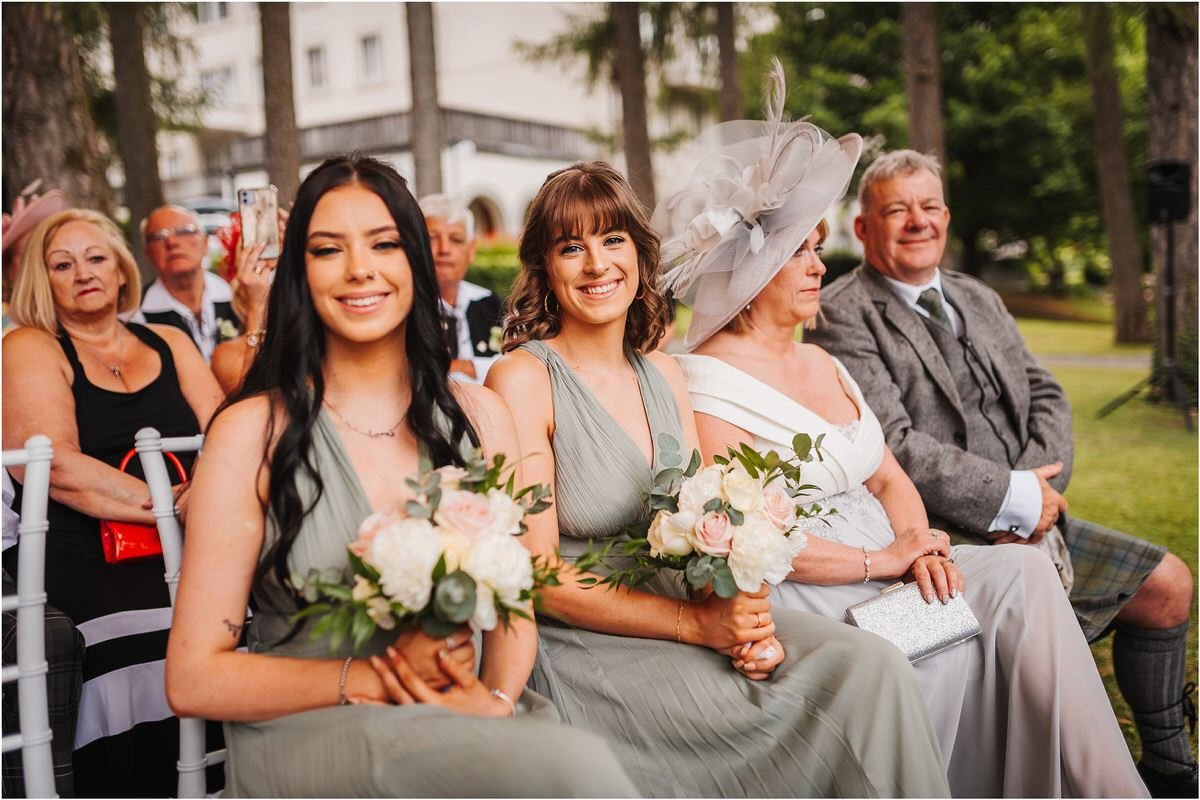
[1113,620,1196,774]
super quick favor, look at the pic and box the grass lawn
[1021,320,1199,761]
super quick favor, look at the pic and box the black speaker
[1147,160,1191,222]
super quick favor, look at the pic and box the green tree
[752,3,1148,282]
[107,2,164,273]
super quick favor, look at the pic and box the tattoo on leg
[223,618,244,639]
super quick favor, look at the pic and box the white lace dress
[679,353,1147,798]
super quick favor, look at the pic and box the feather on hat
[653,59,862,350]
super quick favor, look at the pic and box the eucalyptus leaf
[711,561,738,599]
[433,571,477,624]
[684,449,702,477]
[420,613,460,639]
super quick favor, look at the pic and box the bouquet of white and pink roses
[578,433,832,598]
[291,451,557,654]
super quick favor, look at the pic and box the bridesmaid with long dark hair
[165,155,635,797]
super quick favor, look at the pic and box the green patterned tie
[917,287,953,332]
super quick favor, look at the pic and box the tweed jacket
[805,264,1073,535]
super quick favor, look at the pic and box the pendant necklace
[323,399,404,440]
[75,335,125,382]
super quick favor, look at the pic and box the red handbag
[99,448,187,564]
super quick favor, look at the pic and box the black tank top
[19,323,202,555]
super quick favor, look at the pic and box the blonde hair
[10,209,142,334]
[504,161,668,354]
[724,218,829,334]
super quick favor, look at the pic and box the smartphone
[237,185,281,260]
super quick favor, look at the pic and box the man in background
[420,194,504,384]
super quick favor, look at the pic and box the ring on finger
[445,636,457,650]
[253,263,265,275]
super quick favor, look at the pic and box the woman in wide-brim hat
[663,61,1148,798]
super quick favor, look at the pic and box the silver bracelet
[337,656,353,705]
[862,546,872,583]
[490,687,517,716]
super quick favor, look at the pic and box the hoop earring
[543,293,558,316]
[634,286,646,301]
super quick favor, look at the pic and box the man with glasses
[132,205,239,362]
[807,149,1196,798]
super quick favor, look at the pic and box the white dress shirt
[128,271,235,363]
[442,280,500,385]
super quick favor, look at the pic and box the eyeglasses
[146,224,201,243]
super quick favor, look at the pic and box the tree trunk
[1083,4,1149,343]
[900,3,946,172]
[610,2,655,211]
[2,3,114,215]
[259,3,301,205]
[406,2,443,197]
[1147,3,1198,402]
[107,3,164,277]
[715,3,742,122]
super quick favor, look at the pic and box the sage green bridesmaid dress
[520,340,950,798]
[221,410,638,798]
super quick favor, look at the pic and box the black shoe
[1137,761,1199,798]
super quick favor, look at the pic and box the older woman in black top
[3,208,223,796]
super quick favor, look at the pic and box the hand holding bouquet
[291,451,558,654]
[578,433,834,598]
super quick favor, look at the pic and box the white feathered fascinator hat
[653,59,863,350]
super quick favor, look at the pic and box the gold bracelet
[337,655,353,705]
[862,546,872,583]
[245,329,267,349]
[675,600,684,643]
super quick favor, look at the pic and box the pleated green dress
[520,340,950,798]
[221,409,638,798]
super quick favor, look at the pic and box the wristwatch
[245,329,267,348]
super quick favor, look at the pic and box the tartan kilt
[947,514,1166,642]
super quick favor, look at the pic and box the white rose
[677,465,726,516]
[723,463,765,514]
[367,517,440,612]
[472,584,498,631]
[464,533,535,609]
[434,489,496,539]
[486,488,525,536]
[727,512,799,593]
[647,510,695,557]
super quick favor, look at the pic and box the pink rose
[350,507,405,557]
[762,481,797,532]
[433,489,496,539]
[690,510,734,556]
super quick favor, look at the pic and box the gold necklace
[323,400,404,439]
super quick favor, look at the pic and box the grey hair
[857,150,943,211]
[418,193,474,240]
[139,204,204,240]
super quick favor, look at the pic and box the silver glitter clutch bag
[845,581,981,663]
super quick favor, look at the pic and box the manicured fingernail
[924,594,934,604]
[951,588,959,598]
[386,646,397,658]
[438,648,450,658]
[940,595,949,605]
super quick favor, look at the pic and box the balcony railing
[227,108,595,171]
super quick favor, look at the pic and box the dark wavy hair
[216,154,478,610]
[503,161,669,353]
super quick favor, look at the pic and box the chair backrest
[1,435,57,798]
[135,428,221,799]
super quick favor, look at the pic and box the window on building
[197,2,229,24]
[359,35,382,83]
[307,46,326,89]
[200,66,236,108]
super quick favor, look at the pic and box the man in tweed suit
[807,150,1196,797]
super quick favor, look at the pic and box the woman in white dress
[656,66,1148,799]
